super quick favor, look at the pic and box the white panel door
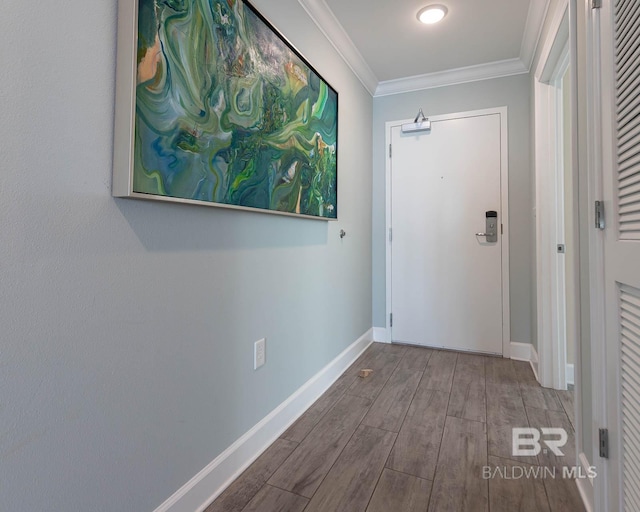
[600,1,640,510]
[390,112,505,354]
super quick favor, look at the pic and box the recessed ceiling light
[417,5,448,24]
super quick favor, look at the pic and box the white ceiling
[298,0,549,96]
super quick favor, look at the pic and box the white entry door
[389,109,508,354]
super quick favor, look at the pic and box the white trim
[384,119,393,344]
[298,0,550,97]
[580,452,596,487]
[374,59,528,97]
[297,0,378,95]
[566,363,575,386]
[385,107,511,358]
[509,342,540,381]
[153,329,374,512]
[530,344,540,382]
[510,342,533,362]
[521,0,552,71]
[553,48,571,392]
[577,452,595,512]
[534,0,570,390]
[536,0,571,83]
[376,0,550,98]
[567,3,593,511]
[375,0,550,97]
[583,0,608,509]
[372,327,389,343]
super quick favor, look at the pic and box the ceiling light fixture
[417,5,448,24]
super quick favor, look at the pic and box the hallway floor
[205,342,585,512]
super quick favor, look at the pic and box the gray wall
[0,1,373,510]
[372,75,533,345]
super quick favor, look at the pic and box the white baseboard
[567,363,575,386]
[530,344,539,381]
[576,452,595,512]
[510,341,533,361]
[154,329,374,512]
[373,327,389,343]
[509,341,539,381]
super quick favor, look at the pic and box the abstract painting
[114,0,338,219]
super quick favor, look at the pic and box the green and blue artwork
[134,0,338,218]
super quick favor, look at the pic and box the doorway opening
[534,1,576,392]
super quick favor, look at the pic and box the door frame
[384,107,511,357]
[584,0,608,510]
[535,0,591,496]
[534,0,572,391]
[536,0,604,508]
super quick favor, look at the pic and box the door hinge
[595,200,605,230]
[389,227,393,242]
[501,223,504,235]
[390,313,393,327]
[592,0,602,8]
[389,144,392,158]
[599,428,609,458]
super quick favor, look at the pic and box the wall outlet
[254,338,266,370]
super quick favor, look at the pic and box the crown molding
[520,0,552,71]
[374,58,529,97]
[298,0,378,95]
[299,0,549,98]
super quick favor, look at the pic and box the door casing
[384,107,511,357]
[534,0,572,392]
[582,0,608,509]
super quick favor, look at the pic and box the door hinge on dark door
[592,0,601,8]
[390,313,393,327]
[599,428,609,458]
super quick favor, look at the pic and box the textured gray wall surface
[0,1,373,510]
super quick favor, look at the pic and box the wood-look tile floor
[205,343,586,512]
